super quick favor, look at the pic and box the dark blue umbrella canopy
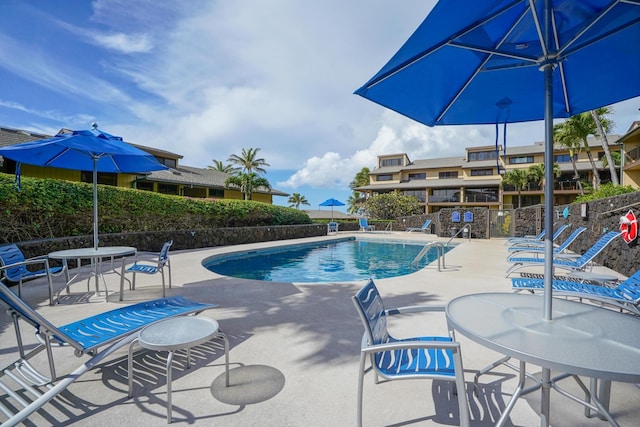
[355,0,640,126]
[0,128,166,173]
[319,198,345,207]
[0,126,168,249]
[355,3,639,423]
[356,0,640,321]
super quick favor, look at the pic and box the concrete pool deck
[1,232,638,426]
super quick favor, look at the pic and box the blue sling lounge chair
[512,269,640,315]
[406,219,432,232]
[507,226,587,257]
[505,231,621,277]
[359,218,375,231]
[504,223,568,246]
[0,277,215,426]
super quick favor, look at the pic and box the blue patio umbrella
[0,124,168,249]
[356,0,640,317]
[356,2,640,423]
[319,197,345,221]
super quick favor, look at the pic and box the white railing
[410,241,447,272]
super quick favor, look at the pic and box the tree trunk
[569,151,584,195]
[591,110,619,185]
[582,140,601,190]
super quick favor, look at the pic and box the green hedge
[0,173,311,243]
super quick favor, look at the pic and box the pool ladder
[410,225,471,272]
[410,241,447,272]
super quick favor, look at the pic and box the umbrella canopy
[319,197,345,221]
[356,3,640,423]
[356,0,640,320]
[0,125,168,249]
[319,198,346,207]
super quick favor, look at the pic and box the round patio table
[446,292,640,427]
[49,246,136,303]
[127,316,229,424]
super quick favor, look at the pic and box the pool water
[203,238,451,282]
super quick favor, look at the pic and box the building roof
[0,125,287,197]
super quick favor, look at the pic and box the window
[380,158,402,167]
[465,187,498,202]
[438,171,458,179]
[430,189,459,202]
[508,156,534,164]
[404,190,426,202]
[471,169,493,176]
[554,154,575,163]
[157,157,177,169]
[136,181,154,192]
[408,173,426,180]
[209,188,225,198]
[81,171,117,186]
[157,183,178,194]
[468,150,498,161]
[376,174,393,181]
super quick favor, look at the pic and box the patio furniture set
[0,241,229,425]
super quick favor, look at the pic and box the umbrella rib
[436,4,531,123]
[44,147,73,167]
[361,0,523,90]
[556,0,620,58]
[551,11,571,115]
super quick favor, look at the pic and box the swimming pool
[202,237,452,282]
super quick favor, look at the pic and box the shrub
[574,183,637,203]
[0,173,310,243]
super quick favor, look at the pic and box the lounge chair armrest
[386,305,446,315]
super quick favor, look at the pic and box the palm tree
[590,107,618,185]
[502,168,529,208]
[554,112,603,189]
[208,159,238,174]
[349,167,370,214]
[527,163,560,189]
[225,172,271,200]
[554,122,585,195]
[288,193,310,209]
[228,148,270,174]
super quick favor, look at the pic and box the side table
[128,316,230,423]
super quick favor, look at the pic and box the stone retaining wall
[16,224,327,264]
[513,192,640,277]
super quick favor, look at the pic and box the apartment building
[0,126,287,203]
[357,135,622,214]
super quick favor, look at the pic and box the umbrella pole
[93,158,99,250]
[540,2,554,426]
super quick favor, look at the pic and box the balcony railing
[503,181,581,192]
[626,145,640,163]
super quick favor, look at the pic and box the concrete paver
[1,232,638,426]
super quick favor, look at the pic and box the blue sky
[1,1,639,212]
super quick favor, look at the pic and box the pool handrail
[410,241,446,272]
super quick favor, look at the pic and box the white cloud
[90,32,153,54]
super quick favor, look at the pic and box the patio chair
[507,226,587,257]
[327,222,338,233]
[358,218,375,232]
[352,279,470,427]
[504,223,568,246]
[119,240,173,300]
[511,269,640,315]
[0,278,215,426]
[406,219,432,232]
[505,231,621,277]
[0,244,65,306]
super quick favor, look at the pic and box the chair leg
[161,271,166,298]
[167,261,172,289]
[357,353,367,427]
